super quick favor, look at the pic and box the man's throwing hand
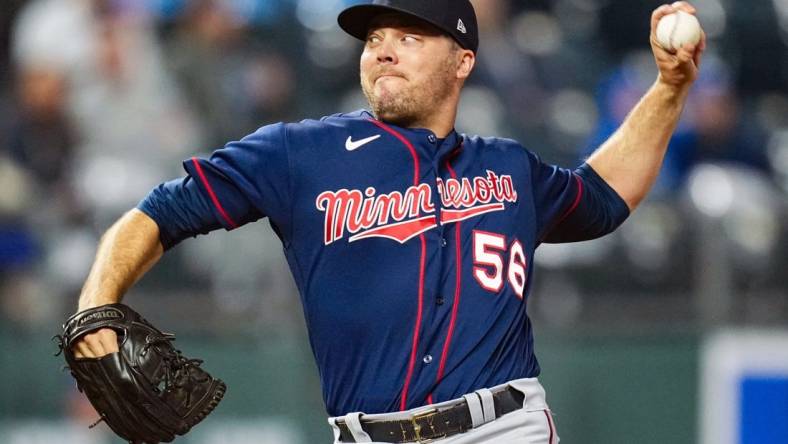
[651,2,706,88]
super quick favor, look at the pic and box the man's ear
[457,50,476,80]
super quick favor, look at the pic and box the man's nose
[376,38,398,64]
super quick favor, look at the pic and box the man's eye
[403,35,419,43]
[367,35,381,44]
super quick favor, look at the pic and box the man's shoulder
[319,109,373,123]
[275,109,373,136]
[461,134,526,152]
[291,109,372,128]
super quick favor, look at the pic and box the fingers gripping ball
[57,304,226,443]
[656,10,702,52]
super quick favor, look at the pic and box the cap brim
[338,4,448,43]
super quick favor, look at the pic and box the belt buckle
[408,408,442,443]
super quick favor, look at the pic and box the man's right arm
[72,123,291,358]
[73,209,164,358]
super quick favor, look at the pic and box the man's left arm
[587,1,706,210]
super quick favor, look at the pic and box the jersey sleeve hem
[575,162,630,224]
[136,198,178,251]
[539,163,631,244]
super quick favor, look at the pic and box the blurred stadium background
[1,0,787,443]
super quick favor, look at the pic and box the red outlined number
[472,231,528,298]
[472,230,506,292]
[508,240,527,299]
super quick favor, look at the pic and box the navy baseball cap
[338,0,479,53]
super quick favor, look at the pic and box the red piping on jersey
[190,157,238,229]
[426,145,464,405]
[370,119,420,179]
[430,155,464,404]
[545,410,556,444]
[554,174,584,227]
[368,118,426,411]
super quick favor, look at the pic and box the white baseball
[655,10,702,52]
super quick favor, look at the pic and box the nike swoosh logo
[345,134,381,151]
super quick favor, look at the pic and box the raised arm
[586,2,706,210]
[72,209,164,358]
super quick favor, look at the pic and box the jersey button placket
[431,159,447,251]
[418,147,443,387]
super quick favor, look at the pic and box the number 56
[472,230,527,299]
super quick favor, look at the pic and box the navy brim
[338,4,450,43]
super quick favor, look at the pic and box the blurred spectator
[0,1,27,88]
[165,0,298,148]
[687,55,772,174]
[467,0,540,139]
[0,64,84,295]
[0,46,77,290]
[725,0,785,94]
[13,0,203,225]
[5,68,79,214]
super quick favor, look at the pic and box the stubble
[361,55,456,128]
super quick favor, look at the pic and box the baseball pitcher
[66,0,705,442]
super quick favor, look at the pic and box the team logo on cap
[457,19,467,34]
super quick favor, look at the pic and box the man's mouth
[376,74,405,82]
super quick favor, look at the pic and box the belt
[336,386,524,443]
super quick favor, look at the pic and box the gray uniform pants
[328,378,559,444]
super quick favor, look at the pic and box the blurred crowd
[0,0,787,335]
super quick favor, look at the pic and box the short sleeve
[182,122,291,233]
[137,122,291,250]
[529,152,630,244]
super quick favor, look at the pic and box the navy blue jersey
[138,110,629,416]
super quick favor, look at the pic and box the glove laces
[142,333,207,407]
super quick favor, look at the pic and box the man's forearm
[586,80,689,210]
[78,209,164,310]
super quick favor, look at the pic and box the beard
[361,58,456,128]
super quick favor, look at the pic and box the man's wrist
[78,294,119,312]
[654,75,692,101]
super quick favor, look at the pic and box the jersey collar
[362,110,463,160]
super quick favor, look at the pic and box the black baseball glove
[57,303,226,443]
